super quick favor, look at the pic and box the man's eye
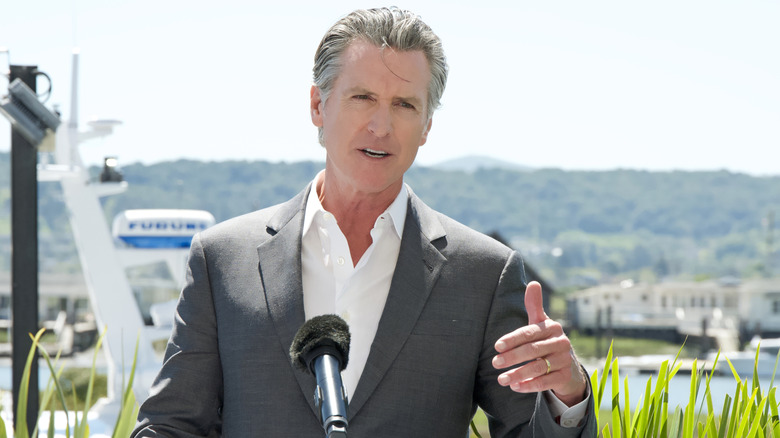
[399,101,416,110]
[353,95,371,100]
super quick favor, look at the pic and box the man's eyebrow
[343,86,424,108]
[396,95,425,109]
[345,86,373,96]
[398,95,423,104]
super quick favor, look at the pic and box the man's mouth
[361,148,390,158]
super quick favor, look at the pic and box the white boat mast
[39,50,162,406]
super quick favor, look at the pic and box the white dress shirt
[301,174,407,397]
[300,172,588,426]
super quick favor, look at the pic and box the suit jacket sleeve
[131,233,224,437]
[475,250,597,437]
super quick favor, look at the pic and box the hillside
[1,152,779,288]
[429,155,532,173]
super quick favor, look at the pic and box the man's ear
[419,117,433,146]
[310,85,323,127]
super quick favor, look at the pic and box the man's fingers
[493,281,552,355]
[496,351,565,388]
[524,281,548,324]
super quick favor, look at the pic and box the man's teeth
[363,148,389,158]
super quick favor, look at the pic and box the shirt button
[562,419,577,427]
[323,212,333,221]
[337,256,345,266]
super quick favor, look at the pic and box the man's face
[310,39,433,200]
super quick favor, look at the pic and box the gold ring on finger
[542,357,551,375]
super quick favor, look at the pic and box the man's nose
[367,105,392,137]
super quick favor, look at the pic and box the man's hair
[313,7,448,122]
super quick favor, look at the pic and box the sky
[1,0,778,176]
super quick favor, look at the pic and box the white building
[568,277,780,347]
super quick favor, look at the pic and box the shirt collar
[303,170,408,239]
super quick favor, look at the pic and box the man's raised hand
[492,281,587,406]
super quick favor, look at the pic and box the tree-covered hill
[1,152,778,286]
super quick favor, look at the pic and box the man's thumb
[524,281,548,324]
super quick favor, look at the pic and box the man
[133,7,596,437]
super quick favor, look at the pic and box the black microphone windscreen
[289,314,351,373]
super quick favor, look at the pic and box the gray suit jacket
[132,185,596,437]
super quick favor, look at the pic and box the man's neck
[316,172,402,264]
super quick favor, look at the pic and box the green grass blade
[669,338,686,372]
[590,369,601,428]
[767,386,780,438]
[651,359,670,438]
[725,356,743,383]
[35,345,71,438]
[623,375,633,438]
[668,407,683,438]
[767,359,780,431]
[611,357,622,436]
[668,361,684,382]
[769,387,779,429]
[700,351,719,421]
[113,391,140,438]
[717,393,732,438]
[770,346,780,393]
[752,343,763,403]
[635,375,652,436]
[71,384,80,434]
[47,403,56,438]
[113,334,141,438]
[747,394,768,438]
[77,329,107,438]
[736,387,759,437]
[727,381,742,438]
[683,359,698,438]
[32,361,62,438]
[643,400,657,438]
[703,411,716,438]
[661,362,672,438]
[598,341,614,409]
[32,370,55,438]
[16,328,47,438]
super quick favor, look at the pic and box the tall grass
[592,340,780,437]
[0,328,139,438]
[8,330,780,437]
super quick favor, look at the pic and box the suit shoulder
[410,194,513,260]
[197,203,286,246]
[437,212,512,255]
[196,186,308,246]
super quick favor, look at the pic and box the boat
[3,50,215,436]
[712,336,780,378]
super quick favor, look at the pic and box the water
[599,372,778,414]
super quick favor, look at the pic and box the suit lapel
[348,190,447,417]
[255,185,319,418]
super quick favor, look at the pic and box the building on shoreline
[567,277,780,350]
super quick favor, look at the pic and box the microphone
[290,314,351,438]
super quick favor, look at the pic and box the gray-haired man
[132,7,596,437]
